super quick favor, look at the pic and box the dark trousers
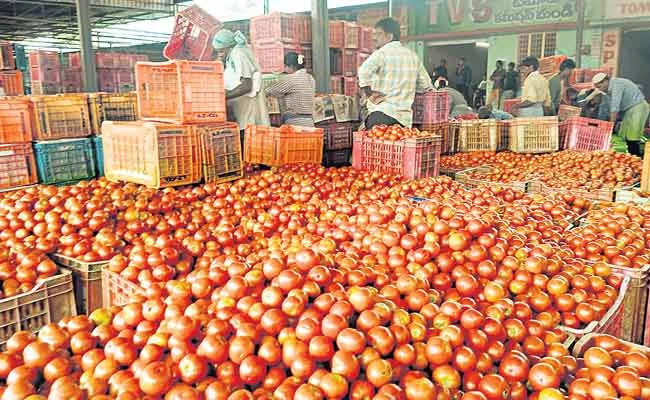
[628,140,642,156]
[365,112,402,129]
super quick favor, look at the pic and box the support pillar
[76,0,97,92]
[311,0,330,93]
[575,0,585,67]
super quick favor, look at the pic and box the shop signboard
[410,0,578,34]
[606,0,650,20]
[601,29,620,76]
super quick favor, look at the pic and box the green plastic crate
[93,136,104,177]
[34,138,96,185]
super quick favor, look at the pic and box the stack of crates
[0,43,24,96]
[330,21,370,96]
[317,120,356,167]
[29,50,60,95]
[30,94,96,185]
[251,13,302,74]
[0,97,37,191]
[69,52,149,93]
[102,60,240,188]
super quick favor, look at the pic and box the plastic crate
[503,98,519,114]
[455,166,531,192]
[96,52,119,69]
[30,66,60,85]
[357,52,369,69]
[360,27,374,53]
[61,68,81,86]
[250,13,299,45]
[573,333,650,359]
[417,122,458,155]
[244,125,324,167]
[0,70,24,96]
[330,76,343,94]
[497,120,510,151]
[254,43,301,74]
[568,68,585,84]
[343,50,358,76]
[97,69,119,93]
[352,131,442,179]
[0,43,15,70]
[563,116,613,151]
[344,22,361,49]
[508,117,559,153]
[88,92,138,135]
[0,143,37,190]
[329,21,345,49]
[558,104,581,121]
[0,270,76,350]
[0,97,32,143]
[296,15,312,44]
[116,69,135,92]
[164,5,222,61]
[136,60,227,125]
[539,55,567,76]
[323,149,351,167]
[101,269,145,308]
[413,91,450,125]
[317,121,354,150]
[31,82,60,96]
[301,45,312,72]
[33,138,96,185]
[527,180,624,202]
[330,49,342,75]
[102,121,201,188]
[30,94,91,140]
[343,76,358,97]
[456,119,498,152]
[197,122,243,184]
[93,136,104,177]
[29,50,60,70]
[51,253,107,315]
[583,67,613,83]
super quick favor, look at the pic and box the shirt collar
[380,41,402,50]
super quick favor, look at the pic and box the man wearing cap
[512,56,551,117]
[593,73,649,156]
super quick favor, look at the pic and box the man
[593,73,649,156]
[512,56,551,117]
[577,88,609,121]
[435,78,472,118]
[502,62,519,105]
[487,60,505,108]
[358,17,433,129]
[548,59,576,115]
[478,105,513,121]
[434,59,448,80]
[455,57,472,103]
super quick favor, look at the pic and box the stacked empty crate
[29,50,61,95]
[0,42,24,96]
[331,21,373,95]
[251,13,302,74]
[69,52,149,93]
[103,60,241,189]
[0,97,37,191]
[163,4,223,62]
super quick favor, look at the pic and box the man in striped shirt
[358,18,433,129]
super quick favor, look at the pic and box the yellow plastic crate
[30,94,91,140]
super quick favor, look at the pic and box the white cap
[592,72,608,85]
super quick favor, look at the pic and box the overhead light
[476,41,490,48]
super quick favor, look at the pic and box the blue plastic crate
[34,138,96,185]
[93,136,104,177]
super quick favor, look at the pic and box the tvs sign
[607,0,650,19]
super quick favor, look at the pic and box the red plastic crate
[360,27,374,53]
[352,131,443,179]
[163,5,222,61]
[412,91,450,124]
[29,51,60,70]
[344,22,361,49]
[329,21,345,49]
[558,104,581,121]
[539,55,567,76]
[503,98,519,114]
[0,98,32,143]
[61,68,81,85]
[357,52,369,69]
[96,52,118,68]
[0,143,37,190]
[301,45,312,72]
[317,121,354,150]
[254,43,300,74]
[583,67,613,83]
[116,69,135,92]
[343,49,358,76]
[563,116,613,151]
[330,49,342,75]
[97,69,118,93]
[344,76,358,97]
[569,68,585,84]
[0,43,15,70]
[30,67,59,84]
[250,13,299,45]
[0,70,24,96]
[296,15,312,44]
[330,76,343,94]
[136,60,226,124]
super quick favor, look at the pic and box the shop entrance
[425,41,489,105]
[619,29,650,98]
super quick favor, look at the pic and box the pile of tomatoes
[0,245,57,299]
[363,126,432,141]
[441,151,641,190]
[0,164,642,400]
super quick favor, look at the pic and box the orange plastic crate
[0,43,15,70]
[197,122,243,184]
[0,143,37,190]
[244,125,323,167]
[0,97,32,143]
[30,94,91,140]
[0,71,24,96]
[102,121,201,188]
[539,55,567,76]
[136,60,226,124]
